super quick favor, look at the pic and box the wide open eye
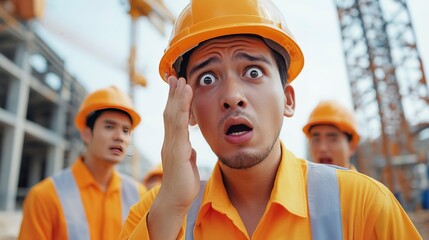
[244,67,263,79]
[199,73,217,86]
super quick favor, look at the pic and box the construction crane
[124,0,174,178]
[126,0,175,96]
[334,0,429,209]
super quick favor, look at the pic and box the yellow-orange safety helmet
[75,86,141,132]
[303,100,361,147]
[159,0,304,82]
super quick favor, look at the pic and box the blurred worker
[120,0,421,239]
[303,100,360,170]
[142,163,163,190]
[19,86,146,240]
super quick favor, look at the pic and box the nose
[113,129,125,143]
[317,139,329,152]
[221,77,247,110]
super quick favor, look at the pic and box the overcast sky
[34,0,429,170]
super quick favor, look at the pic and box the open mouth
[319,158,333,164]
[226,124,253,136]
[222,115,254,144]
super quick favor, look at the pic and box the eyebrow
[189,56,221,76]
[327,132,339,137]
[104,119,117,125]
[310,132,320,138]
[103,119,131,128]
[234,52,271,65]
[311,132,339,138]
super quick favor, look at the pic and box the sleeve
[119,188,156,240]
[339,171,422,240]
[18,181,57,240]
[370,189,422,240]
[118,187,186,240]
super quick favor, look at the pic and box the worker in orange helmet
[120,0,421,239]
[303,100,360,171]
[142,163,163,190]
[19,85,147,240]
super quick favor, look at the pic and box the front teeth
[230,131,247,136]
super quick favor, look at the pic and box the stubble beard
[217,136,279,170]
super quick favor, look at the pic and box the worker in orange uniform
[142,163,163,190]
[19,86,147,240]
[119,0,421,239]
[303,100,360,170]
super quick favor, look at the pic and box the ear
[348,141,358,157]
[189,109,197,126]
[284,84,295,117]
[81,127,93,145]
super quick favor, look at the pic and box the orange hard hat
[143,163,163,185]
[303,100,361,146]
[74,86,141,132]
[159,0,304,82]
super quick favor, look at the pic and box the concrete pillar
[0,42,30,211]
[28,157,42,187]
[45,146,64,177]
[52,99,67,136]
[44,90,67,175]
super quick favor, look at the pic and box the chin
[218,149,268,170]
[104,157,123,164]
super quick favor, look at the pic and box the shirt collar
[71,156,121,193]
[271,142,308,217]
[199,141,308,220]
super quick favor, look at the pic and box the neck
[82,153,115,191]
[220,141,282,237]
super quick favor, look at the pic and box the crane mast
[334,0,429,208]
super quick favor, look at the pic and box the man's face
[309,124,356,168]
[84,111,132,164]
[186,36,295,169]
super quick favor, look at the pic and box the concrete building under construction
[0,5,88,211]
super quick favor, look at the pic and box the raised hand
[160,76,200,206]
[148,76,201,240]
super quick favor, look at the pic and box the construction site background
[0,0,429,239]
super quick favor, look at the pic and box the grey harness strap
[307,161,343,240]
[52,168,90,240]
[52,169,140,240]
[185,181,207,240]
[119,173,140,222]
[185,163,343,240]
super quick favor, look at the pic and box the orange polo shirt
[120,142,421,240]
[19,157,146,240]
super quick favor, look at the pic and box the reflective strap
[52,168,90,240]
[119,174,140,223]
[185,181,207,240]
[307,162,343,240]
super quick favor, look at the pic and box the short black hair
[345,132,353,142]
[85,108,132,131]
[177,35,288,88]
